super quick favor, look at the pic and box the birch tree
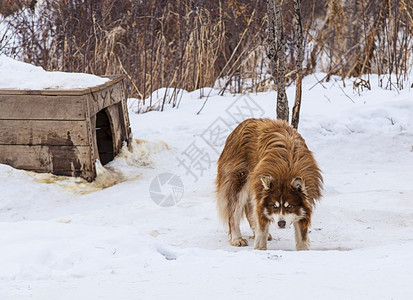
[291,0,304,129]
[266,0,289,122]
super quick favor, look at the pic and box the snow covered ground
[1,58,413,299]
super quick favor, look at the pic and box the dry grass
[1,0,412,111]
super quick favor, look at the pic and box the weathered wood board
[0,96,86,120]
[0,75,131,181]
[0,120,89,146]
[0,145,93,177]
[89,83,124,114]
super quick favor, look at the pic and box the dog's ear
[291,177,307,194]
[260,175,273,191]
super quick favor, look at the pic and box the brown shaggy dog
[216,119,323,250]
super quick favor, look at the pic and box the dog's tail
[216,187,230,232]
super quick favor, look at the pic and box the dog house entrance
[96,109,114,165]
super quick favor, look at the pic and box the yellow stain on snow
[30,139,171,194]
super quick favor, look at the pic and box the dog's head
[258,175,311,228]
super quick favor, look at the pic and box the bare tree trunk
[266,0,289,122]
[291,0,304,129]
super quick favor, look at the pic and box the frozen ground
[1,58,413,299]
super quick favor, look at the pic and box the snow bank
[0,55,109,90]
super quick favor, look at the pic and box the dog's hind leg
[217,182,247,246]
[217,167,249,247]
[245,200,256,238]
[241,185,256,237]
[226,186,249,247]
[228,213,248,246]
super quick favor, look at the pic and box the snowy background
[1,58,413,299]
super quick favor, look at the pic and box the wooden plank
[85,99,97,179]
[0,95,86,120]
[118,80,132,144]
[0,120,89,146]
[0,145,52,171]
[0,145,94,180]
[49,145,93,178]
[88,81,123,115]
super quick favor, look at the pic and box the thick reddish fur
[216,118,323,250]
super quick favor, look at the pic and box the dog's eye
[287,204,294,209]
[273,204,279,209]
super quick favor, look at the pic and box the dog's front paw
[254,245,267,250]
[296,241,310,251]
[231,237,248,247]
[254,236,267,250]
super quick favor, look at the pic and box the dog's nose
[278,220,286,228]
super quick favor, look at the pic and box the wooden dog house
[0,75,131,181]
